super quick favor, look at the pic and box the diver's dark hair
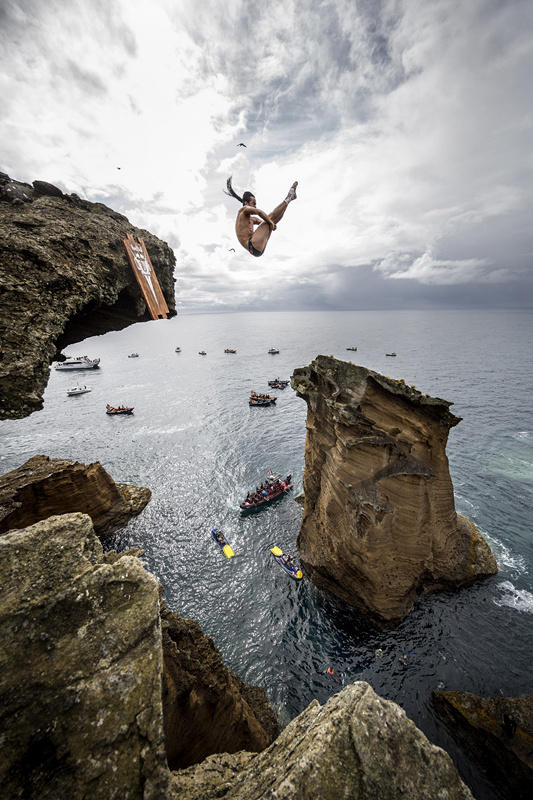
[224,176,254,205]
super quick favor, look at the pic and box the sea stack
[291,355,497,625]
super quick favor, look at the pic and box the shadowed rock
[433,689,533,800]
[291,355,497,625]
[161,598,279,769]
[0,513,169,799]
[0,454,151,537]
[170,682,476,799]
[0,173,176,419]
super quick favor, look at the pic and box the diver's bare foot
[285,181,298,203]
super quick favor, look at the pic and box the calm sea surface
[1,309,532,799]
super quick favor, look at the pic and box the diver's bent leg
[269,182,298,223]
[250,221,272,254]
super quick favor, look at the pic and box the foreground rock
[161,599,279,769]
[433,689,533,800]
[0,454,151,537]
[0,513,169,799]
[291,356,497,625]
[170,681,475,799]
[0,172,176,419]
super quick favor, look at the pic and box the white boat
[55,355,100,370]
[128,353,139,358]
[67,385,91,396]
[268,347,280,354]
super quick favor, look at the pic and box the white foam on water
[512,431,531,441]
[493,580,533,614]
[484,534,528,575]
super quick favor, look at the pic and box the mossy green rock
[0,512,169,799]
[170,682,475,799]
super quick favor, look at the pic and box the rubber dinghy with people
[270,546,303,580]
[106,404,134,415]
[249,390,277,406]
[211,528,235,559]
[240,473,293,511]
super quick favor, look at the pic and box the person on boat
[224,177,298,258]
[284,554,296,568]
[216,531,225,544]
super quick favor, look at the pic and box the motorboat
[249,390,276,406]
[106,404,134,415]
[128,353,139,358]
[199,351,207,355]
[224,348,237,353]
[67,385,91,396]
[346,346,358,351]
[268,347,280,354]
[55,355,100,370]
[385,352,397,357]
[240,474,293,511]
[268,378,289,389]
[175,347,181,353]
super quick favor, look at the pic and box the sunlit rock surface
[0,454,151,537]
[433,689,533,800]
[170,682,476,799]
[0,172,176,419]
[291,355,497,625]
[0,513,169,799]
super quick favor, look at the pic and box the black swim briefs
[248,238,263,257]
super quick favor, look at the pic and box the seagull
[237,143,247,147]
[228,248,235,252]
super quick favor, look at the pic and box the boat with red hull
[240,474,292,511]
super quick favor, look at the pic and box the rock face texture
[0,513,169,800]
[0,172,176,419]
[161,598,279,769]
[433,689,533,800]
[291,355,497,625]
[0,454,151,537]
[170,682,475,799]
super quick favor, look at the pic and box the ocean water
[1,309,532,799]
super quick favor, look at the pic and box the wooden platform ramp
[123,233,169,320]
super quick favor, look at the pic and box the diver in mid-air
[224,177,297,258]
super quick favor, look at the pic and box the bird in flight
[116,166,121,170]
[228,248,235,252]
[237,143,247,147]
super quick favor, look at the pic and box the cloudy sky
[1,0,532,311]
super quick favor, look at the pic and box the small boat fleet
[55,355,100,370]
[106,404,134,415]
[249,390,276,407]
[240,473,292,511]
[268,378,289,389]
[67,385,91,396]
[211,529,302,580]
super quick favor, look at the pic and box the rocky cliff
[0,454,151,537]
[433,689,533,800]
[291,355,497,625]
[0,513,170,800]
[0,172,176,419]
[171,682,475,799]
[0,511,478,799]
[161,599,279,769]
